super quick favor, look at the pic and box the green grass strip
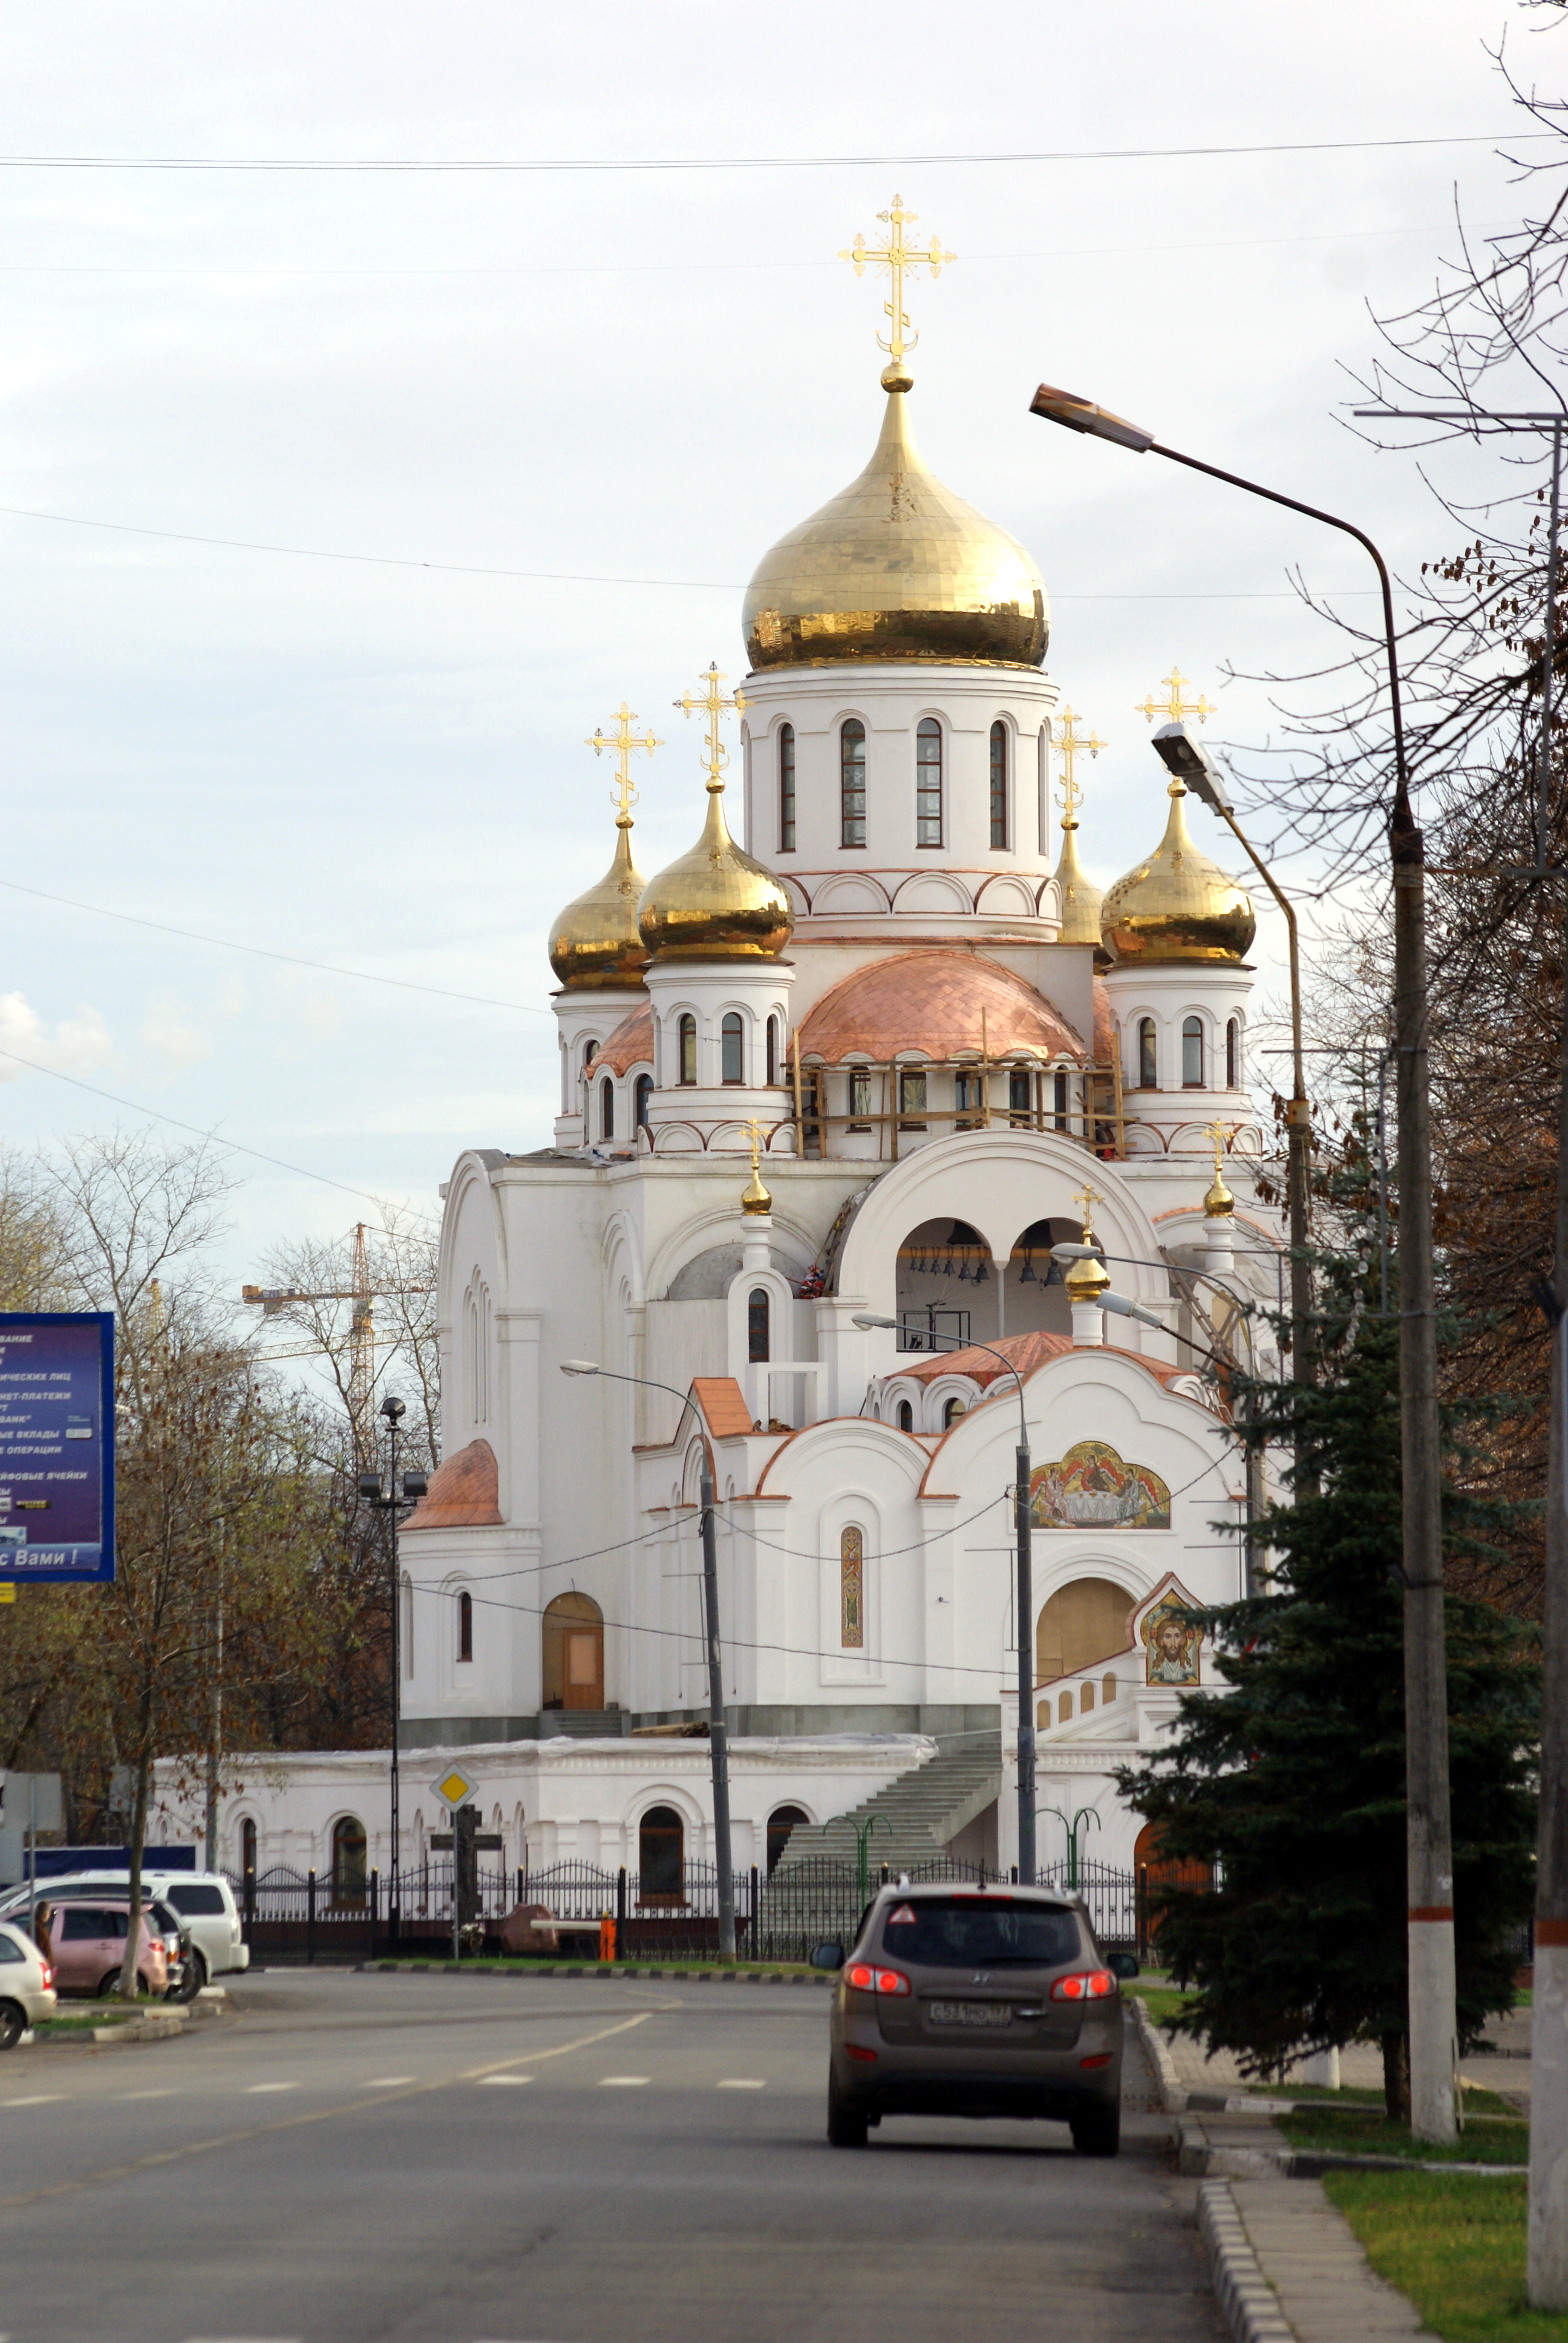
[1323,2171,1568,2341]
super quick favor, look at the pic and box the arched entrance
[1035,1578,1134,1688]
[895,1216,995,1351]
[542,1591,604,1711]
[767,1804,809,1876]
[639,1805,685,1905]
[1132,1821,1214,1959]
[331,1815,367,1909]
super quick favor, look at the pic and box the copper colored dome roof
[795,950,1086,1065]
[596,1001,654,1076]
[402,1438,501,1530]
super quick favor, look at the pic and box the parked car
[814,1881,1135,2154]
[0,1885,192,2001]
[0,1917,57,2046]
[49,1901,170,1999]
[0,1868,247,1986]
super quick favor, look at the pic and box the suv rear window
[165,1884,226,1916]
[880,1897,1083,1968]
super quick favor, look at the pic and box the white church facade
[166,236,1287,1900]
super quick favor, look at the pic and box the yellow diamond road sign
[430,1766,477,1809]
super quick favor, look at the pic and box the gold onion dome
[1204,1163,1235,1220]
[1054,823,1107,962]
[1063,1249,1111,1305]
[742,384,1048,670]
[548,818,650,991]
[638,784,794,961]
[1099,780,1257,965]
[741,1162,773,1217]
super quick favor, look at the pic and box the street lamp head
[1047,1242,1096,1262]
[1028,381,1154,454]
[379,1394,405,1424]
[851,1314,900,1332]
[1102,1291,1164,1331]
[1151,720,1233,816]
[560,1359,602,1376]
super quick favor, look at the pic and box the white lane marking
[598,2075,649,2087]
[717,2077,767,2088]
[477,2074,534,2086]
[244,2082,299,2094]
[2,2094,63,2106]
[120,2089,176,2100]
[363,2077,416,2088]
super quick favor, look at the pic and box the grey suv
[818,1882,1132,2154]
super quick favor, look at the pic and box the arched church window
[1137,1018,1157,1090]
[766,1017,778,1086]
[779,723,796,853]
[635,1073,653,1131]
[332,1815,367,1909]
[542,1591,603,1711]
[840,1527,864,1648]
[240,1817,257,1879]
[1183,1015,1204,1087]
[599,1075,615,1140]
[1054,1069,1070,1130]
[721,1013,744,1085]
[943,1395,967,1429]
[916,717,943,848]
[955,1070,984,1131]
[897,1400,913,1433]
[457,1589,473,1663]
[841,719,866,848]
[748,1287,770,1363]
[639,1806,684,1904]
[677,1014,697,1086]
[1009,1066,1032,1127]
[990,721,1008,848]
[1226,1017,1240,1088]
[767,1804,809,1876]
[583,1037,598,1072]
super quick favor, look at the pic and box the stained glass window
[840,1525,864,1648]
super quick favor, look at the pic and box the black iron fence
[228,1852,1192,1965]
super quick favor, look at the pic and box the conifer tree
[1119,1133,1538,2120]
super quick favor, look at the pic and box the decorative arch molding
[644,1205,815,1302]
[915,1344,1236,1499]
[973,872,1036,914]
[753,1411,932,1499]
[813,872,893,914]
[600,1210,647,1312]
[436,1151,508,1337]
[834,1129,1166,1320]
[889,870,973,915]
[781,874,814,916]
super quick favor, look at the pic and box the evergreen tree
[1118,1135,1538,2120]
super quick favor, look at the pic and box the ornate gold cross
[1071,1181,1104,1237]
[675,662,747,791]
[586,703,661,822]
[744,1118,765,1173]
[1054,705,1105,826]
[840,194,954,378]
[1204,1119,1236,1176]
[1136,667,1217,726]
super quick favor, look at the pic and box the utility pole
[204,1517,224,1873]
[697,1449,736,1960]
[357,1396,428,1951]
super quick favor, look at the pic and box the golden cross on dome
[1071,1181,1104,1237]
[1054,705,1105,826]
[744,1118,765,1173]
[674,662,747,792]
[586,703,661,823]
[1204,1120,1235,1176]
[1136,666,1217,726]
[840,194,955,379]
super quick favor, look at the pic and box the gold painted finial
[674,663,747,795]
[1203,1121,1236,1219]
[586,703,661,824]
[740,1118,773,1217]
[1136,666,1217,727]
[1063,1183,1111,1304]
[840,194,954,388]
[1054,705,1105,828]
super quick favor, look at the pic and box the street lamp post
[357,1395,428,1951]
[1028,379,1457,2146]
[852,1314,1037,1884]
[560,1362,735,1961]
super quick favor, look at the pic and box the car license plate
[928,2000,1012,2028]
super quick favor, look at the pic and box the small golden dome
[1100,781,1256,965]
[1204,1165,1235,1219]
[743,385,1048,670]
[741,1162,773,1217]
[638,783,794,962]
[1063,1249,1111,1304]
[1054,822,1108,963]
[548,818,650,991]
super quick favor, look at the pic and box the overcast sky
[0,0,1550,1294]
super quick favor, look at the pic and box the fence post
[307,1867,317,1966]
[517,1864,524,1909]
[370,1866,379,1955]
[749,1865,759,1962]
[243,1866,255,1942]
[616,1865,627,1946]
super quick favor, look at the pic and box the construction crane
[243,1224,377,1463]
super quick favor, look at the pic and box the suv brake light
[1050,1968,1116,2002]
[844,1962,912,1997]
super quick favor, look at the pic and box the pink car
[50,1901,171,1998]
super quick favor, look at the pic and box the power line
[0,874,550,1017]
[0,129,1540,173]
[0,504,1371,602]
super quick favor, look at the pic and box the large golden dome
[638,782,794,961]
[1100,781,1256,964]
[743,385,1048,670]
[548,818,650,991]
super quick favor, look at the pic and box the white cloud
[0,991,113,1084]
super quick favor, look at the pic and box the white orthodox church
[172,224,1287,1904]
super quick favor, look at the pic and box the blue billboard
[0,1314,114,1582]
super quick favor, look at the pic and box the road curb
[1130,1993,1186,2111]
[352,1960,836,1985]
[1180,2114,1520,2181]
[1197,2179,1295,2343]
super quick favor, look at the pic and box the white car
[0,1870,249,1987]
[0,1918,57,2046]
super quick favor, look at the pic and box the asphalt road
[0,1969,1223,2343]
